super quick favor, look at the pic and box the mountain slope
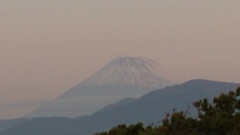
[27,56,173,118]
[3,79,239,135]
[0,118,26,133]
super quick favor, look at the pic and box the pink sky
[1,0,240,119]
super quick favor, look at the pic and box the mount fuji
[27,56,173,118]
[80,56,172,88]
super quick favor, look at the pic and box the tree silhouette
[96,87,240,135]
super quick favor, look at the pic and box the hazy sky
[1,0,240,119]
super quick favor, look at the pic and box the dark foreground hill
[96,88,240,135]
[1,79,239,135]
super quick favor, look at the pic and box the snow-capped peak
[81,56,173,89]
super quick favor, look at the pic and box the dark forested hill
[96,87,240,135]
[2,79,239,135]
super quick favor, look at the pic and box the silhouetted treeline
[96,87,240,135]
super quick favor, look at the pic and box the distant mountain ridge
[26,56,173,118]
[0,118,25,133]
[2,79,239,135]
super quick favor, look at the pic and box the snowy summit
[81,56,173,89]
